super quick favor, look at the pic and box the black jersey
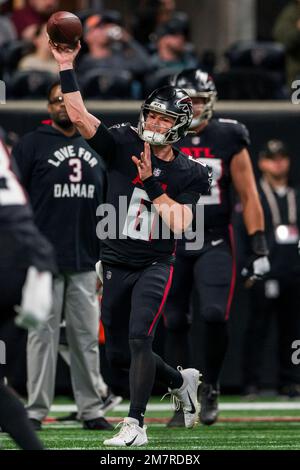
[12,125,106,272]
[87,123,211,268]
[0,139,56,273]
[178,118,250,234]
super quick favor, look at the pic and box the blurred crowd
[0,0,299,100]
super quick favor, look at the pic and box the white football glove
[242,255,271,287]
[95,260,103,295]
[15,266,53,330]
[95,260,103,284]
[242,231,270,288]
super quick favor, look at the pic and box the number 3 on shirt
[122,187,156,241]
[69,158,82,183]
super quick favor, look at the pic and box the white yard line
[50,402,300,413]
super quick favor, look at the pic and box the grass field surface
[1,397,300,451]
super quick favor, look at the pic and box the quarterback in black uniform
[164,69,270,426]
[0,137,56,449]
[49,42,211,446]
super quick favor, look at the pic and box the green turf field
[1,397,300,450]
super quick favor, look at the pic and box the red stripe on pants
[148,265,174,336]
[225,224,237,321]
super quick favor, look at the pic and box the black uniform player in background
[164,69,270,426]
[49,41,211,447]
[0,137,56,449]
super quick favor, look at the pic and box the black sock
[128,337,156,427]
[204,322,228,388]
[164,328,190,369]
[154,353,183,389]
[0,383,44,450]
[128,406,146,427]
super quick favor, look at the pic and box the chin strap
[190,115,203,129]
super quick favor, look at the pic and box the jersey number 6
[122,187,157,241]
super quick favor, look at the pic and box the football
[47,11,82,47]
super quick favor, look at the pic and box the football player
[0,137,55,449]
[49,41,211,447]
[164,69,270,426]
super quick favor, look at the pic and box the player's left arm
[230,148,270,284]
[230,148,264,235]
[132,143,194,234]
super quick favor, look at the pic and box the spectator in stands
[237,140,300,397]
[77,12,150,79]
[156,0,178,24]
[150,19,197,73]
[0,15,17,47]
[11,0,59,40]
[18,23,57,74]
[132,0,189,47]
[273,0,300,87]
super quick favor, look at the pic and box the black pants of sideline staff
[243,277,300,392]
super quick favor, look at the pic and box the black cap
[84,10,122,33]
[154,18,186,40]
[259,139,289,159]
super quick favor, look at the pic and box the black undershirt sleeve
[86,124,117,163]
[175,191,200,206]
[175,191,199,224]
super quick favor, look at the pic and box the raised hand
[132,142,153,181]
[48,38,81,68]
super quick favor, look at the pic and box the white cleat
[103,417,148,447]
[169,367,201,428]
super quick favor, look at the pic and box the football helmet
[138,86,193,145]
[171,69,217,128]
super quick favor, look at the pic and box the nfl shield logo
[106,270,112,280]
[192,136,201,145]
[153,168,161,177]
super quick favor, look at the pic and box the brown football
[47,11,82,46]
